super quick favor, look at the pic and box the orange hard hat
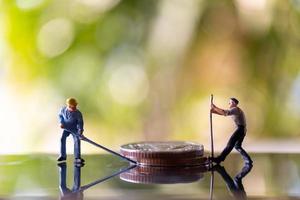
[66,98,78,106]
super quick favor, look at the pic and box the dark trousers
[217,126,252,163]
[60,130,81,159]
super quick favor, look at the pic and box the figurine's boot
[57,156,66,162]
[209,156,222,164]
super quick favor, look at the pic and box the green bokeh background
[1,0,300,153]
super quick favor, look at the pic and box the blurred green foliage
[1,0,300,152]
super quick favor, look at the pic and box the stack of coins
[120,141,208,167]
[120,165,207,184]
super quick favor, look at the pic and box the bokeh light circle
[16,0,44,10]
[37,18,74,58]
[108,64,149,106]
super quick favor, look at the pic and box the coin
[120,141,207,167]
[120,165,207,184]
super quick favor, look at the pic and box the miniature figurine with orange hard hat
[57,98,85,163]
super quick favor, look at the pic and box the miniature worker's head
[66,98,78,111]
[229,97,239,108]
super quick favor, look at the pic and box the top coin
[120,141,205,166]
[120,141,203,152]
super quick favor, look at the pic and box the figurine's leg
[72,133,81,159]
[60,130,70,159]
[235,138,253,164]
[217,129,240,162]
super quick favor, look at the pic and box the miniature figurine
[210,97,253,164]
[57,98,85,163]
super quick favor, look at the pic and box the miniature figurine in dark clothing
[57,98,85,163]
[210,97,252,164]
[212,163,253,200]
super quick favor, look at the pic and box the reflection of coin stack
[120,141,208,167]
[120,165,207,184]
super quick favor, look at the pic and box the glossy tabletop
[0,153,299,199]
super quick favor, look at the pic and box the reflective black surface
[0,153,300,199]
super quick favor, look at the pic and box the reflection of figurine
[212,163,253,200]
[58,162,84,200]
[57,98,85,163]
[57,162,136,199]
[210,98,252,164]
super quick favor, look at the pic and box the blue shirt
[59,106,84,133]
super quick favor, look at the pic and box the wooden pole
[210,94,214,158]
[209,94,215,200]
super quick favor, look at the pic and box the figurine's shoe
[57,156,66,162]
[74,158,85,163]
[208,157,222,164]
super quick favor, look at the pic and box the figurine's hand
[60,124,64,128]
[78,132,84,140]
[210,104,217,113]
[211,103,216,109]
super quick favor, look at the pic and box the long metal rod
[65,129,137,164]
[80,135,137,164]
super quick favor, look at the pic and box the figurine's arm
[211,104,226,116]
[77,112,84,134]
[59,108,65,128]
